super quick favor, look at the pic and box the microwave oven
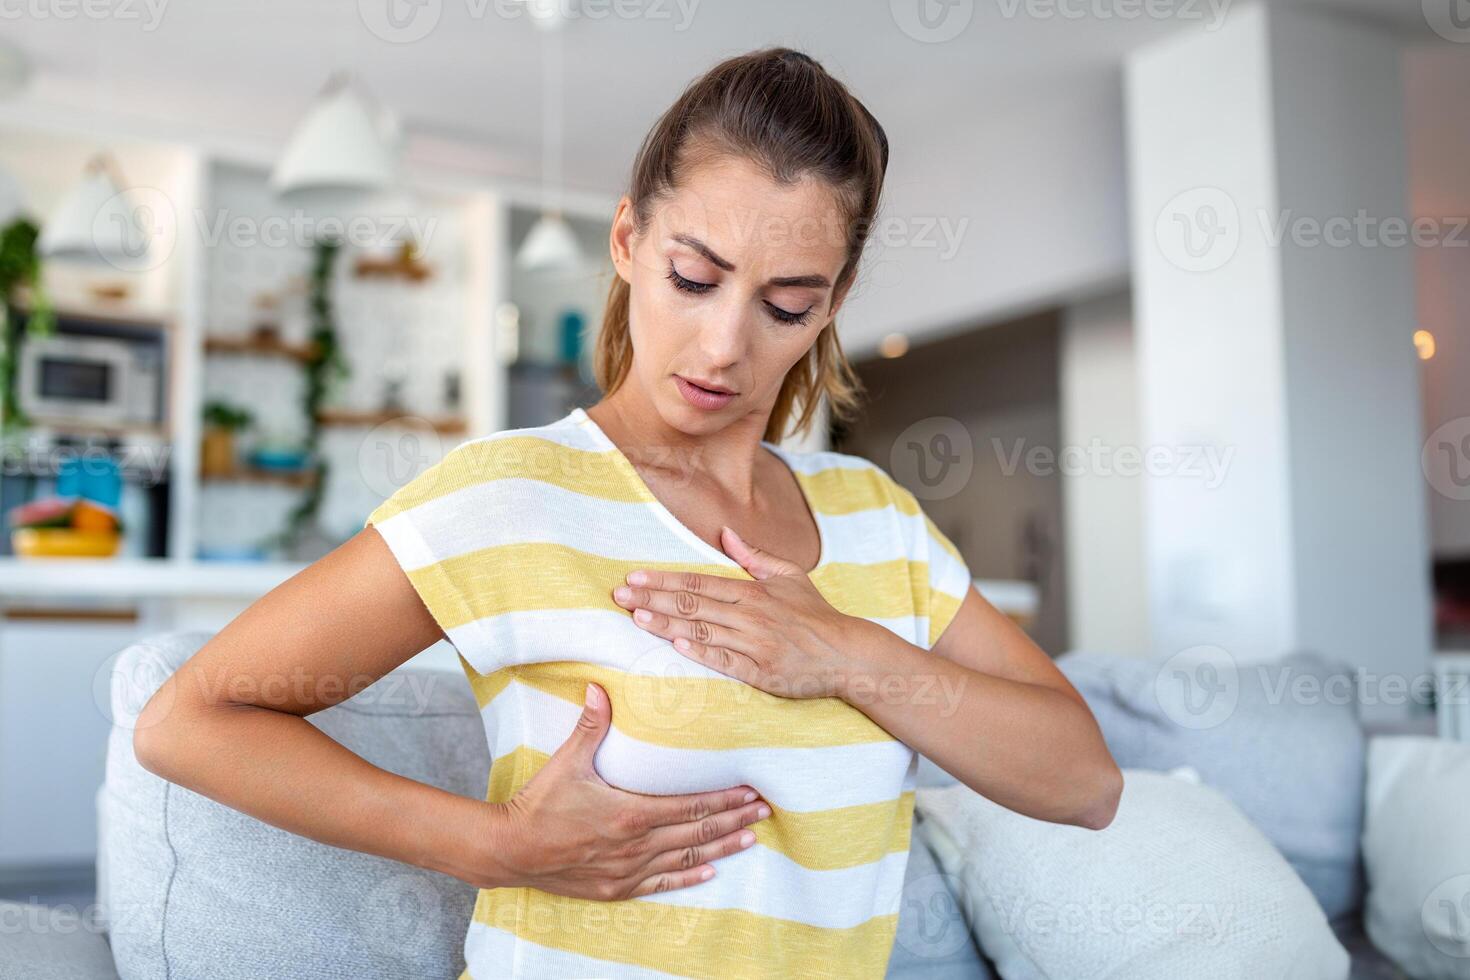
[16,331,165,429]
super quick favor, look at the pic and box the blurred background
[0,0,1465,937]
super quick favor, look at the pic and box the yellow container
[11,528,122,558]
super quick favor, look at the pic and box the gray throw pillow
[101,631,489,980]
[1057,648,1366,921]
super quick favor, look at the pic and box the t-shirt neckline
[569,406,827,577]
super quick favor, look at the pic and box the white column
[1126,4,1431,716]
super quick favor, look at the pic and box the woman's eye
[766,302,815,326]
[666,262,715,294]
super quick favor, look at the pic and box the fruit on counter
[11,528,122,558]
[6,497,75,529]
[72,499,120,533]
[5,496,123,534]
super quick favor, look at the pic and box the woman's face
[609,153,852,435]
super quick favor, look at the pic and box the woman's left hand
[610,526,866,700]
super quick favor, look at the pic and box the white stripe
[464,919,692,980]
[447,607,921,677]
[376,474,932,573]
[480,678,916,813]
[633,845,909,928]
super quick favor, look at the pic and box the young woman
[136,47,1120,979]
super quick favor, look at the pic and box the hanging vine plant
[277,237,349,555]
[0,218,57,437]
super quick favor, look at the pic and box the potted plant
[201,400,253,476]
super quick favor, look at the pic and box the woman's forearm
[834,617,1120,829]
[134,691,512,887]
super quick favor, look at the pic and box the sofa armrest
[0,901,119,980]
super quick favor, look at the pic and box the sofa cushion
[915,768,1349,980]
[884,816,996,979]
[0,899,120,980]
[1057,648,1366,920]
[100,631,489,980]
[1361,735,1470,980]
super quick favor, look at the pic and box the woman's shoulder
[367,409,599,525]
[768,442,920,516]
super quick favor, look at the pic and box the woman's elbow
[132,682,188,780]
[1073,761,1124,831]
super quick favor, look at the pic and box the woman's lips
[675,375,737,411]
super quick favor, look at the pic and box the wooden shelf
[314,409,467,435]
[352,253,433,283]
[204,334,319,364]
[200,465,319,489]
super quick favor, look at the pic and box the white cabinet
[0,614,148,872]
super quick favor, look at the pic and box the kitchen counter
[0,558,307,600]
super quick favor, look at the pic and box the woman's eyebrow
[672,233,832,289]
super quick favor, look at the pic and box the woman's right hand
[486,681,770,900]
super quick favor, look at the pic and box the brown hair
[593,47,888,444]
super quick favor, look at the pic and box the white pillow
[914,768,1348,979]
[1362,736,1470,979]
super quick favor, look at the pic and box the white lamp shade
[271,84,396,201]
[38,167,140,263]
[516,213,583,272]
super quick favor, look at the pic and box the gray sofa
[0,633,1410,979]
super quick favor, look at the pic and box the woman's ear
[609,196,637,284]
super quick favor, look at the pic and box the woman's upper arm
[147,526,446,720]
[929,586,1090,710]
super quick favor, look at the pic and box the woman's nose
[697,301,749,367]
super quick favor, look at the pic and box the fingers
[628,606,761,660]
[557,682,613,778]
[614,583,751,631]
[626,797,773,897]
[621,569,757,605]
[632,784,761,829]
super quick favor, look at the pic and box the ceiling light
[38,154,144,263]
[1414,329,1435,361]
[271,73,398,204]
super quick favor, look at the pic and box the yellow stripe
[486,744,914,871]
[409,542,932,631]
[471,886,900,980]
[367,435,653,523]
[468,660,901,750]
[794,465,917,516]
[927,588,966,647]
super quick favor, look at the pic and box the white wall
[1060,290,1148,655]
[1126,5,1432,705]
[841,81,1130,359]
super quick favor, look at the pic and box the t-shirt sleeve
[917,509,973,649]
[362,446,482,653]
[875,467,973,650]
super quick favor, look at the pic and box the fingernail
[634,609,652,623]
[743,791,757,803]
[613,586,630,601]
[628,570,647,585]
[756,805,771,819]
[740,831,756,847]
[700,867,714,880]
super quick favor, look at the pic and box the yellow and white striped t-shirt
[366,405,972,980]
